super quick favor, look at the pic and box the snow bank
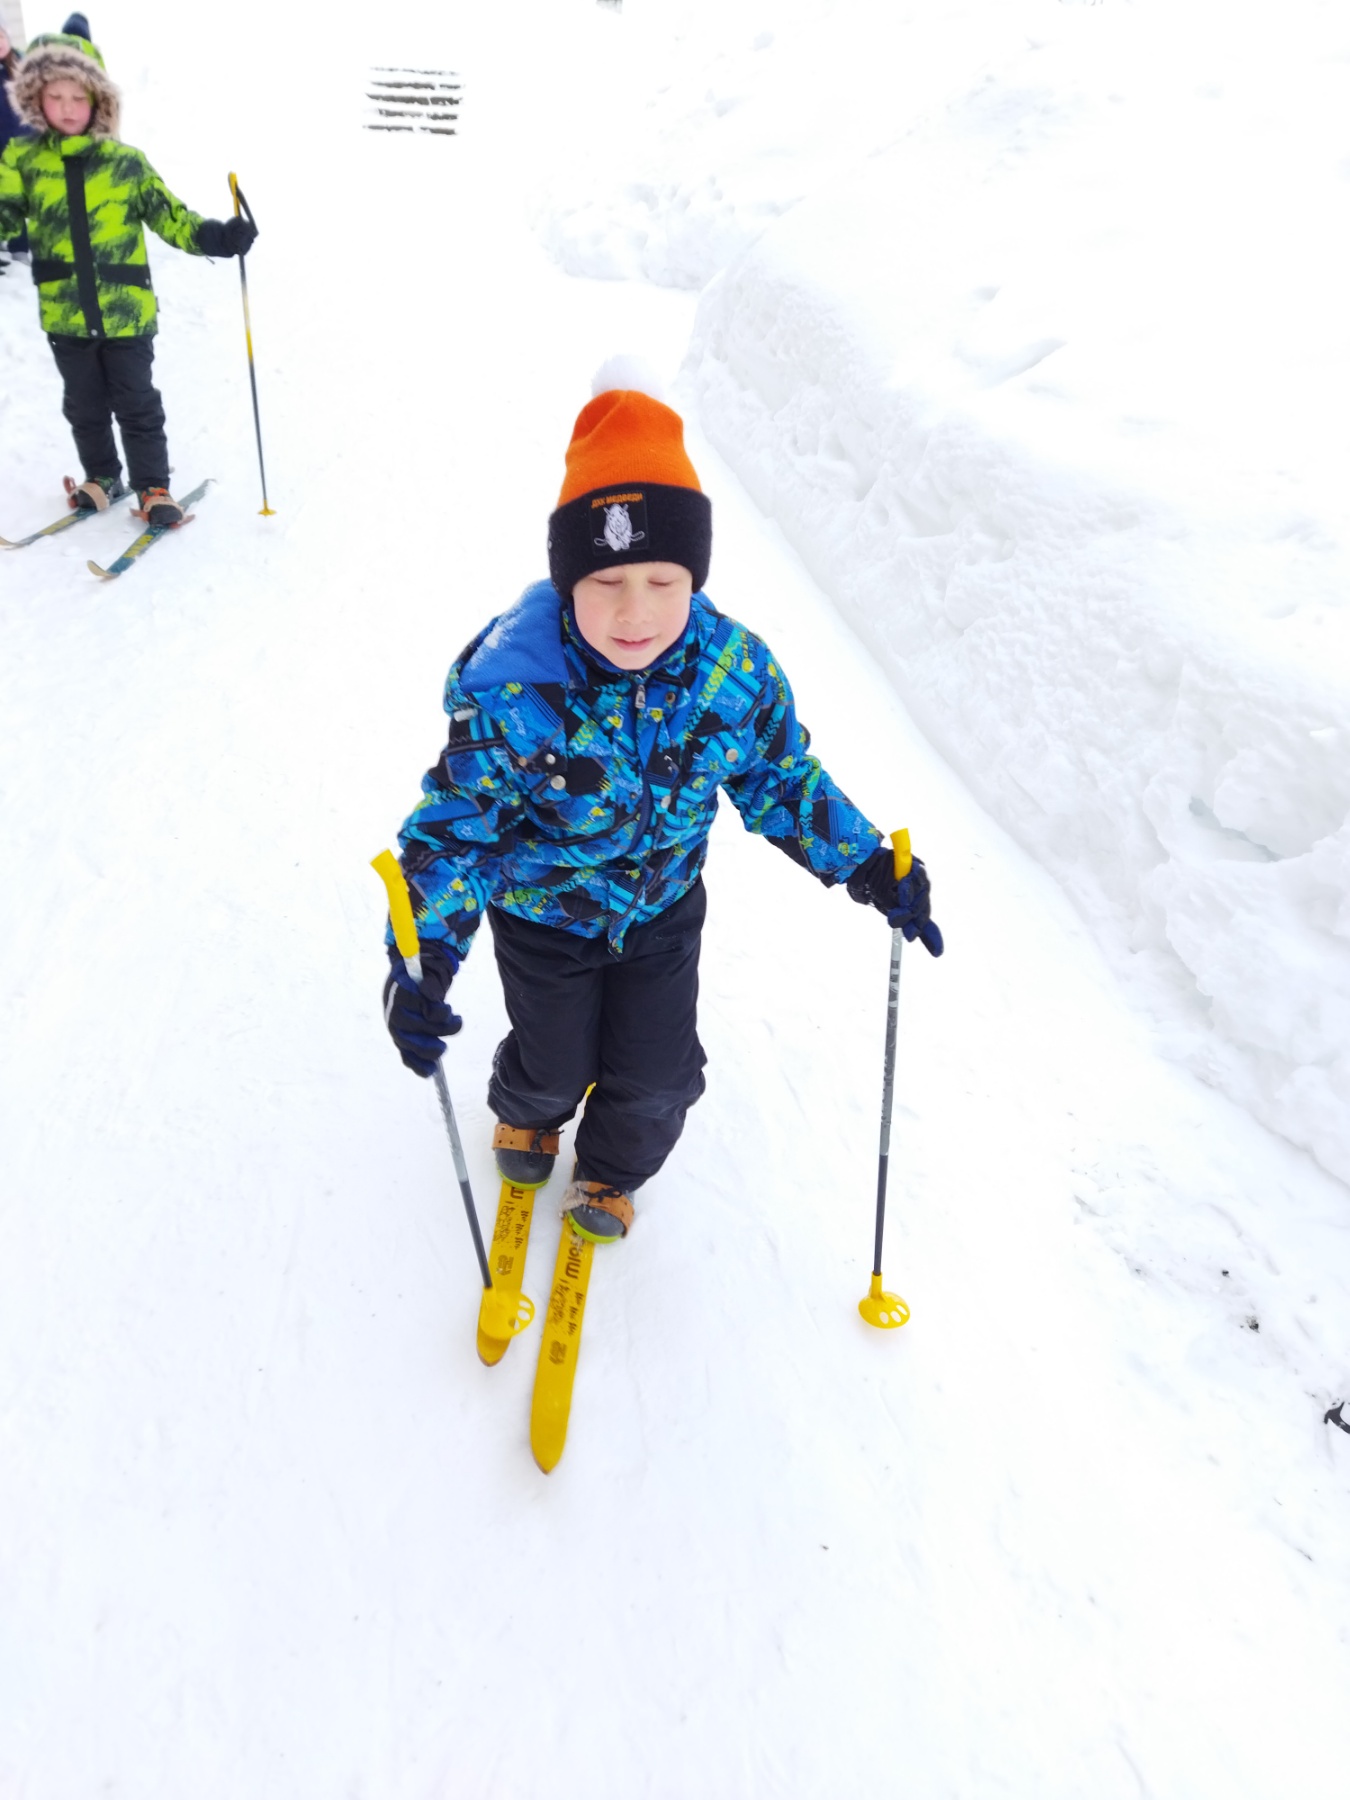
[543,0,1350,1185]
[537,0,1032,288]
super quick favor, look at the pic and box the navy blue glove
[845,846,944,957]
[196,216,257,258]
[383,942,462,1076]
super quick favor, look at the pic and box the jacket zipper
[610,681,658,950]
[62,152,105,338]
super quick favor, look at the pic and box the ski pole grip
[371,849,423,985]
[891,828,913,881]
[228,172,257,229]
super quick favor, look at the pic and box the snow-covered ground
[2,2,1348,1795]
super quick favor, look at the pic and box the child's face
[572,561,693,670]
[42,78,93,136]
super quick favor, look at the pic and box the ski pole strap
[891,827,912,881]
[370,849,423,986]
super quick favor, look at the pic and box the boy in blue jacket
[383,372,943,1243]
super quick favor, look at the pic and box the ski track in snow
[1,3,1348,1796]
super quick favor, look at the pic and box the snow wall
[0,2,26,50]
[540,0,1350,1187]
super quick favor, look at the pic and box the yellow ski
[530,1220,595,1472]
[477,1180,539,1366]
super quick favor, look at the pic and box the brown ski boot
[69,475,128,512]
[137,487,184,528]
[492,1122,561,1189]
[563,1179,634,1244]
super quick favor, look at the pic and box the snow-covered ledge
[685,135,1350,1186]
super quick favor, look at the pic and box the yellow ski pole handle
[891,827,912,881]
[370,849,422,985]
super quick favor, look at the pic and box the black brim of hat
[548,483,711,597]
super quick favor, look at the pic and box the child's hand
[196,216,258,258]
[845,846,945,957]
[383,943,463,1075]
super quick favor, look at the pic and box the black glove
[196,215,258,258]
[383,942,463,1076]
[846,846,944,957]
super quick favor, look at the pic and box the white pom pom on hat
[590,356,668,403]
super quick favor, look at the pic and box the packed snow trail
[1,4,1348,1797]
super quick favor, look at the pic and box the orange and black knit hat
[547,370,712,597]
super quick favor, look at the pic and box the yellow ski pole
[228,173,275,517]
[370,851,534,1340]
[858,829,914,1331]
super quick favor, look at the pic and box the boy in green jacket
[0,31,254,526]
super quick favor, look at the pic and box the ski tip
[86,559,115,580]
[530,1403,570,1474]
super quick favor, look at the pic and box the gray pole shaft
[238,257,272,513]
[873,928,905,1276]
[431,1061,493,1291]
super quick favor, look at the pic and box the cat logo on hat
[591,492,648,555]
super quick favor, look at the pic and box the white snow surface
[545,0,1350,1187]
[1,2,1349,1796]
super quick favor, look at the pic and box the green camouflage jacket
[0,131,205,338]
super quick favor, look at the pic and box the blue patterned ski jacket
[396,582,883,959]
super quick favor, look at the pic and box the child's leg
[487,908,607,1134]
[101,339,169,492]
[576,880,708,1193]
[47,333,121,482]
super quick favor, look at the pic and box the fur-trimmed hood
[8,32,121,138]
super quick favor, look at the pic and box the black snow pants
[47,332,170,492]
[487,880,708,1194]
